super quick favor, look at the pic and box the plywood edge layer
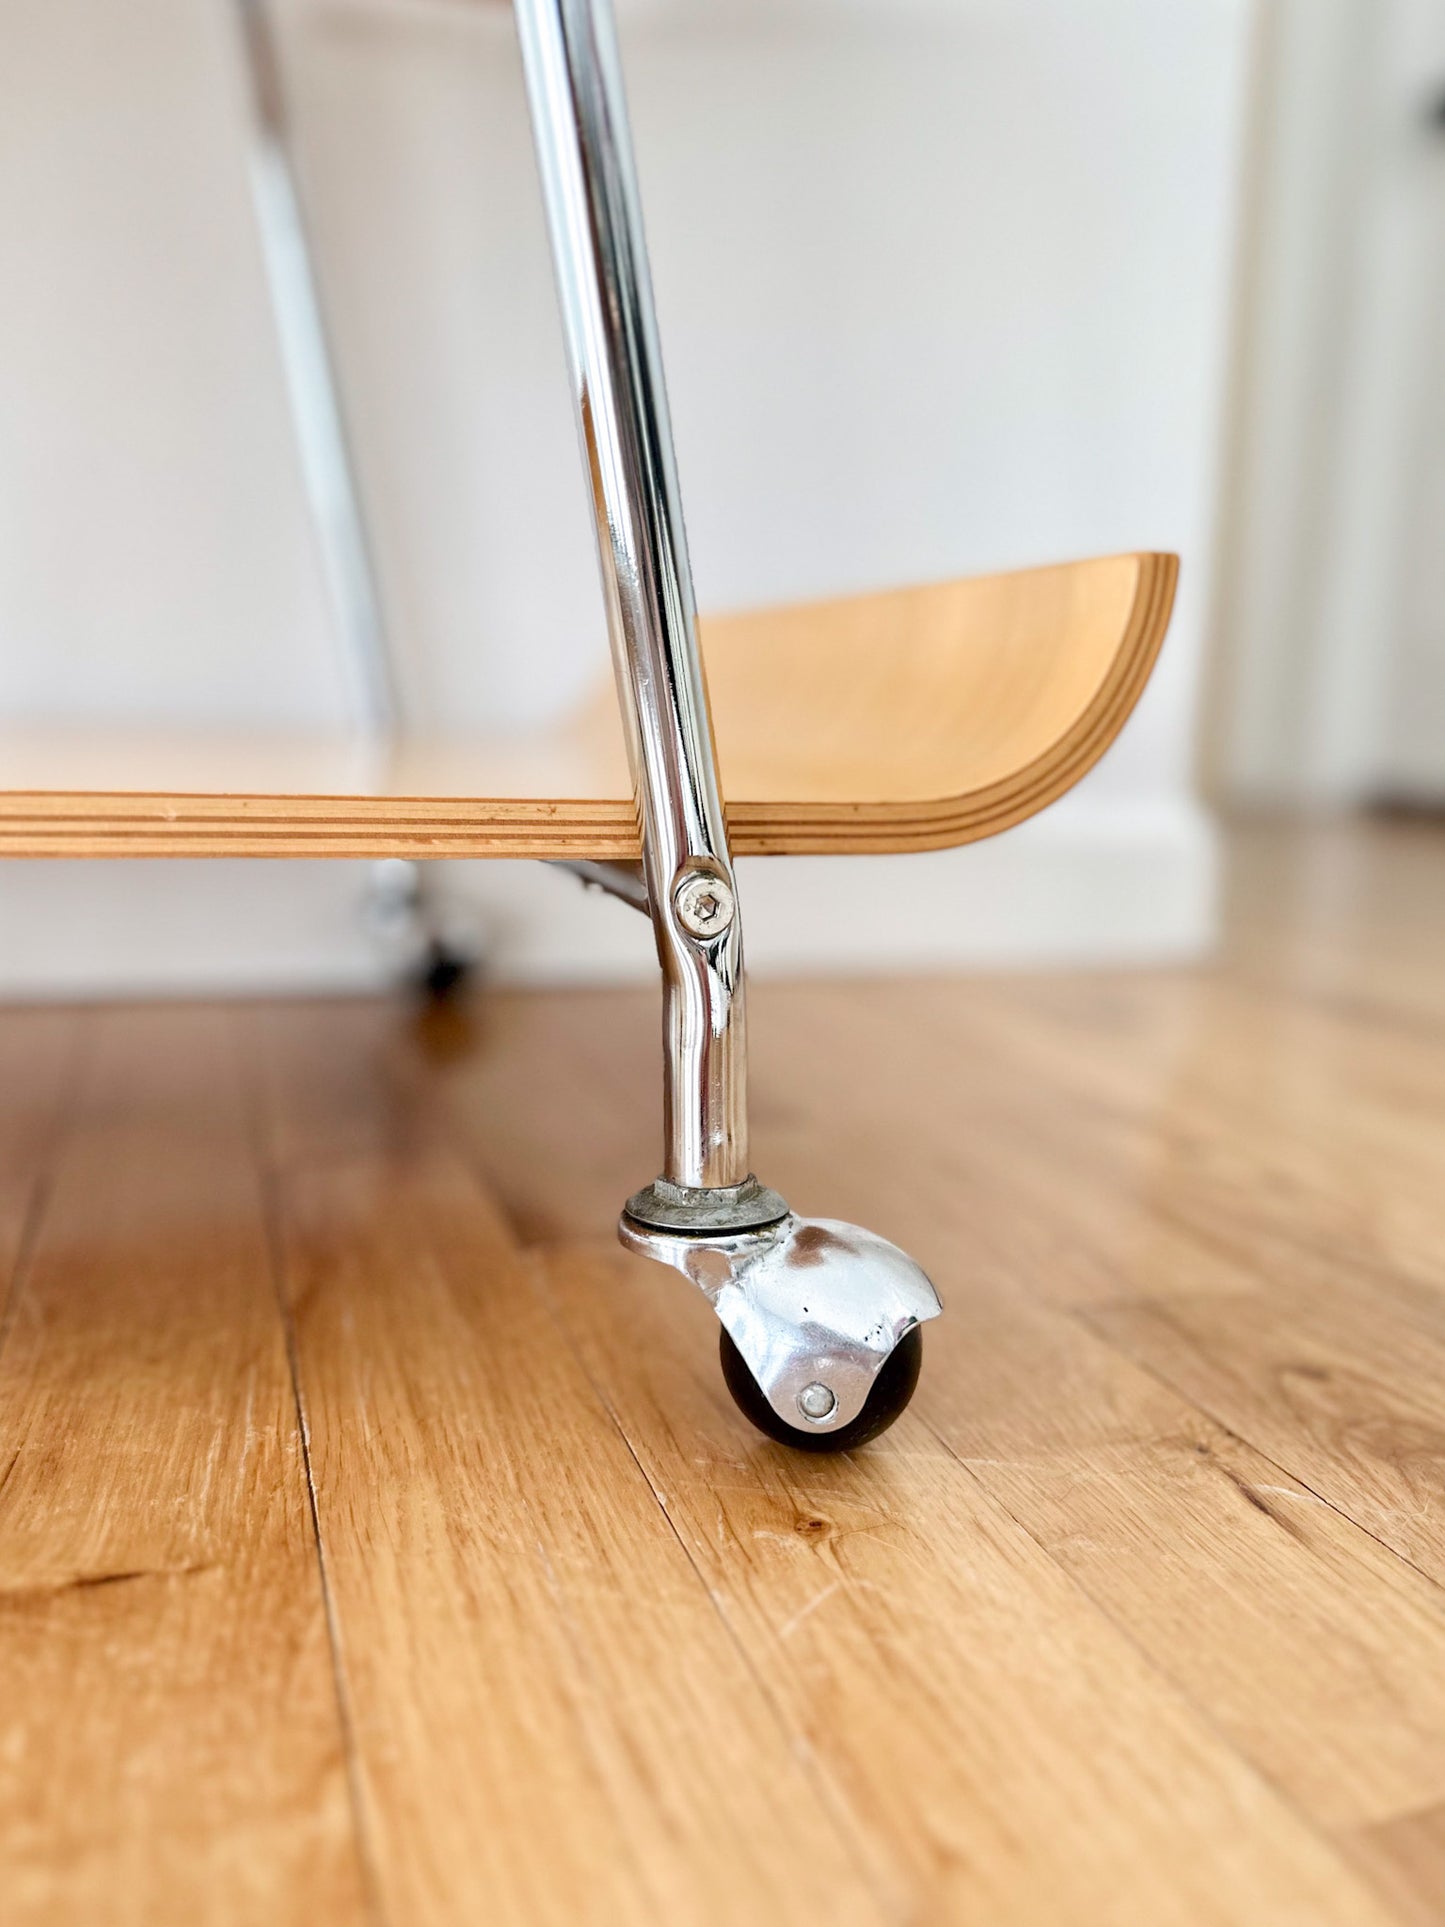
[0,553,1176,860]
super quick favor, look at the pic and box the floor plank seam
[1067,1303,1445,1604]
[241,1016,391,1927]
[260,1164,390,1927]
[0,1013,90,1370]
[0,1173,54,1371]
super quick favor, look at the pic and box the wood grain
[0,552,1175,859]
[0,1010,365,1926]
[4,820,1445,1923]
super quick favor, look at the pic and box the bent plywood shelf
[0,551,1176,860]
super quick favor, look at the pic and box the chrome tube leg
[514,0,772,1219]
[516,0,940,1446]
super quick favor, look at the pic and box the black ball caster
[415,938,474,1003]
[719,1323,924,1454]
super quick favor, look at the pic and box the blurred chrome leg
[232,0,394,733]
[232,0,468,991]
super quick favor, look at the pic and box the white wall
[0,0,353,729]
[1210,0,1445,807]
[0,0,1251,995]
[1376,2,1445,801]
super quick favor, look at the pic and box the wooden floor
[4,819,1445,1925]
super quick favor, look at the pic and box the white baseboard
[0,860,389,1002]
[0,798,1217,1001]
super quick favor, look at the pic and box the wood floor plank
[269,1139,878,1927]
[250,996,448,1174]
[916,1257,1445,1832]
[941,973,1445,1303]
[1086,1277,1445,1591]
[1221,819,1445,1030]
[0,1008,365,1926]
[0,1008,81,1300]
[6,817,1445,1923]
[773,978,1406,1312]
[539,1239,1401,1926]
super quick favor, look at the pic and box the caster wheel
[719,1323,923,1453]
[415,940,473,1003]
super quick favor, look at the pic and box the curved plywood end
[0,552,1175,859]
[711,550,1178,854]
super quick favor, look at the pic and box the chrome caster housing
[620,1206,941,1452]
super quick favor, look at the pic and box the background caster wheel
[414,938,474,1003]
[719,1324,924,1453]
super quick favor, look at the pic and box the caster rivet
[674,871,735,940]
[797,1382,837,1423]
